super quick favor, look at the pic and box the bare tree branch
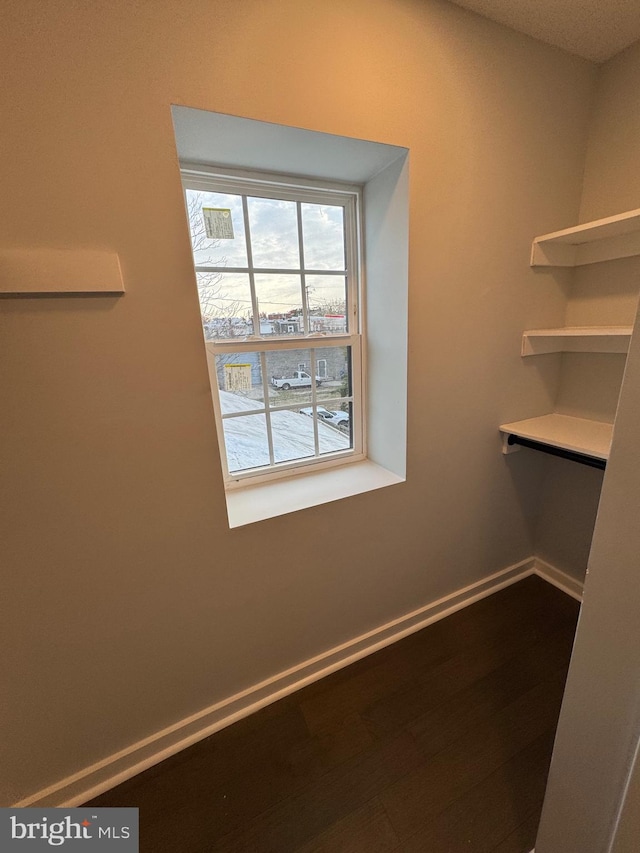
[187,191,249,338]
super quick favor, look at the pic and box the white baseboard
[532,557,584,602]
[14,555,580,809]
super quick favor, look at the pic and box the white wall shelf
[521,326,633,356]
[0,249,124,295]
[507,211,637,469]
[500,413,612,461]
[531,207,640,267]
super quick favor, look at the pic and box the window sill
[225,459,404,527]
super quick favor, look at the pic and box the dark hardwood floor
[88,576,579,852]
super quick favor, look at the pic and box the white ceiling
[449,0,640,63]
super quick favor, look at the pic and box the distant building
[268,347,347,382]
[204,314,349,391]
[309,314,347,333]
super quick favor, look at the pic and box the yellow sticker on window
[224,363,252,392]
[203,208,234,240]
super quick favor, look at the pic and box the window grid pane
[189,192,349,340]
[183,172,361,482]
[215,345,354,475]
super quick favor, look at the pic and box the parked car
[299,407,349,428]
[271,371,322,390]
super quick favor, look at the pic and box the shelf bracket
[501,432,521,455]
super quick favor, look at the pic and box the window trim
[181,165,366,488]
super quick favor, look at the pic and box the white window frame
[181,165,366,489]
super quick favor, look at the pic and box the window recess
[172,106,408,526]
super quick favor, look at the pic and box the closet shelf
[521,326,633,356]
[531,207,640,267]
[500,413,612,462]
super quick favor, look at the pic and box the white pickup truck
[270,371,323,391]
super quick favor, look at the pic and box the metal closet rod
[507,434,607,470]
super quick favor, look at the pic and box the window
[181,167,363,486]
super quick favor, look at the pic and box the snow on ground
[219,390,349,472]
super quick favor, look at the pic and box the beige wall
[580,39,640,221]
[611,749,640,853]
[537,39,640,853]
[533,457,604,579]
[0,0,595,804]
